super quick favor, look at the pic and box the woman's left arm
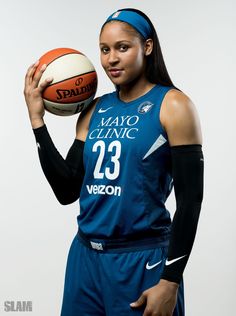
[160,90,204,284]
[130,90,204,315]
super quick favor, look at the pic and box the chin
[110,76,133,87]
[108,77,124,86]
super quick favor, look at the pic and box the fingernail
[130,303,136,307]
[46,77,53,82]
[41,64,47,71]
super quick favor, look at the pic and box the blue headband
[104,10,152,39]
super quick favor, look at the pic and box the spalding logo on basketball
[36,48,97,116]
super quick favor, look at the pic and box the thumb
[130,293,146,308]
[38,77,54,93]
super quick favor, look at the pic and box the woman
[24,8,204,316]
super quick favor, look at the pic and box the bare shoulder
[161,89,197,122]
[160,89,203,146]
[75,97,99,141]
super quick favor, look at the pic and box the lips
[108,68,123,77]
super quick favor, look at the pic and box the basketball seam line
[45,70,96,87]
[44,52,84,68]
[43,94,95,104]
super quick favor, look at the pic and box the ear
[144,39,153,56]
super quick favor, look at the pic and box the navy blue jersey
[78,84,174,239]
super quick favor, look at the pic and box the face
[99,22,150,87]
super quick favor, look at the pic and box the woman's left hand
[130,279,179,316]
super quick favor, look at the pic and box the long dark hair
[102,8,179,90]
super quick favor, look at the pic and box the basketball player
[24,8,204,316]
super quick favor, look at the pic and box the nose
[108,49,119,65]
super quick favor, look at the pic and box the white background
[0,0,235,315]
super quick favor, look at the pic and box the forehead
[100,21,138,43]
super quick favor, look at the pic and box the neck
[119,77,155,103]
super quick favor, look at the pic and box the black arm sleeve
[160,144,204,284]
[33,124,85,205]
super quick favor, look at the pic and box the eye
[119,44,128,52]
[100,47,109,54]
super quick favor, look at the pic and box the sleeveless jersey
[78,84,174,239]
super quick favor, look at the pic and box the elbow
[50,182,82,205]
[57,195,79,205]
[58,199,72,206]
[53,189,80,205]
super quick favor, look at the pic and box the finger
[38,77,54,93]
[24,62,39,95]
[25,61,40,92]
[143,307,154,316]
[25,60,39,85]
[130,293,146,308]
[31,63,47,88]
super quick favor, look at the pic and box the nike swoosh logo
[98,107,113,113]
[146,260,162,270]
[165,255,187,266]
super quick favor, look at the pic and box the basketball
[36,48,97,116]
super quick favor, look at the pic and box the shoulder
[75,91,116,141]
[160,89,203,146]
[75,97,100,141]
[161,89,196,122]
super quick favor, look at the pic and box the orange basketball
[35,48,97,116]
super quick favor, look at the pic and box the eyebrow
[99,40,132,46]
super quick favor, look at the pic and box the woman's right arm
[24,61,97,205]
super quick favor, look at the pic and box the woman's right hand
[24,61,53,128]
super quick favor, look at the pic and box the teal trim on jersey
[78,84,175,239]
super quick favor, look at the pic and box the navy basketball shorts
[60,232,185,316]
